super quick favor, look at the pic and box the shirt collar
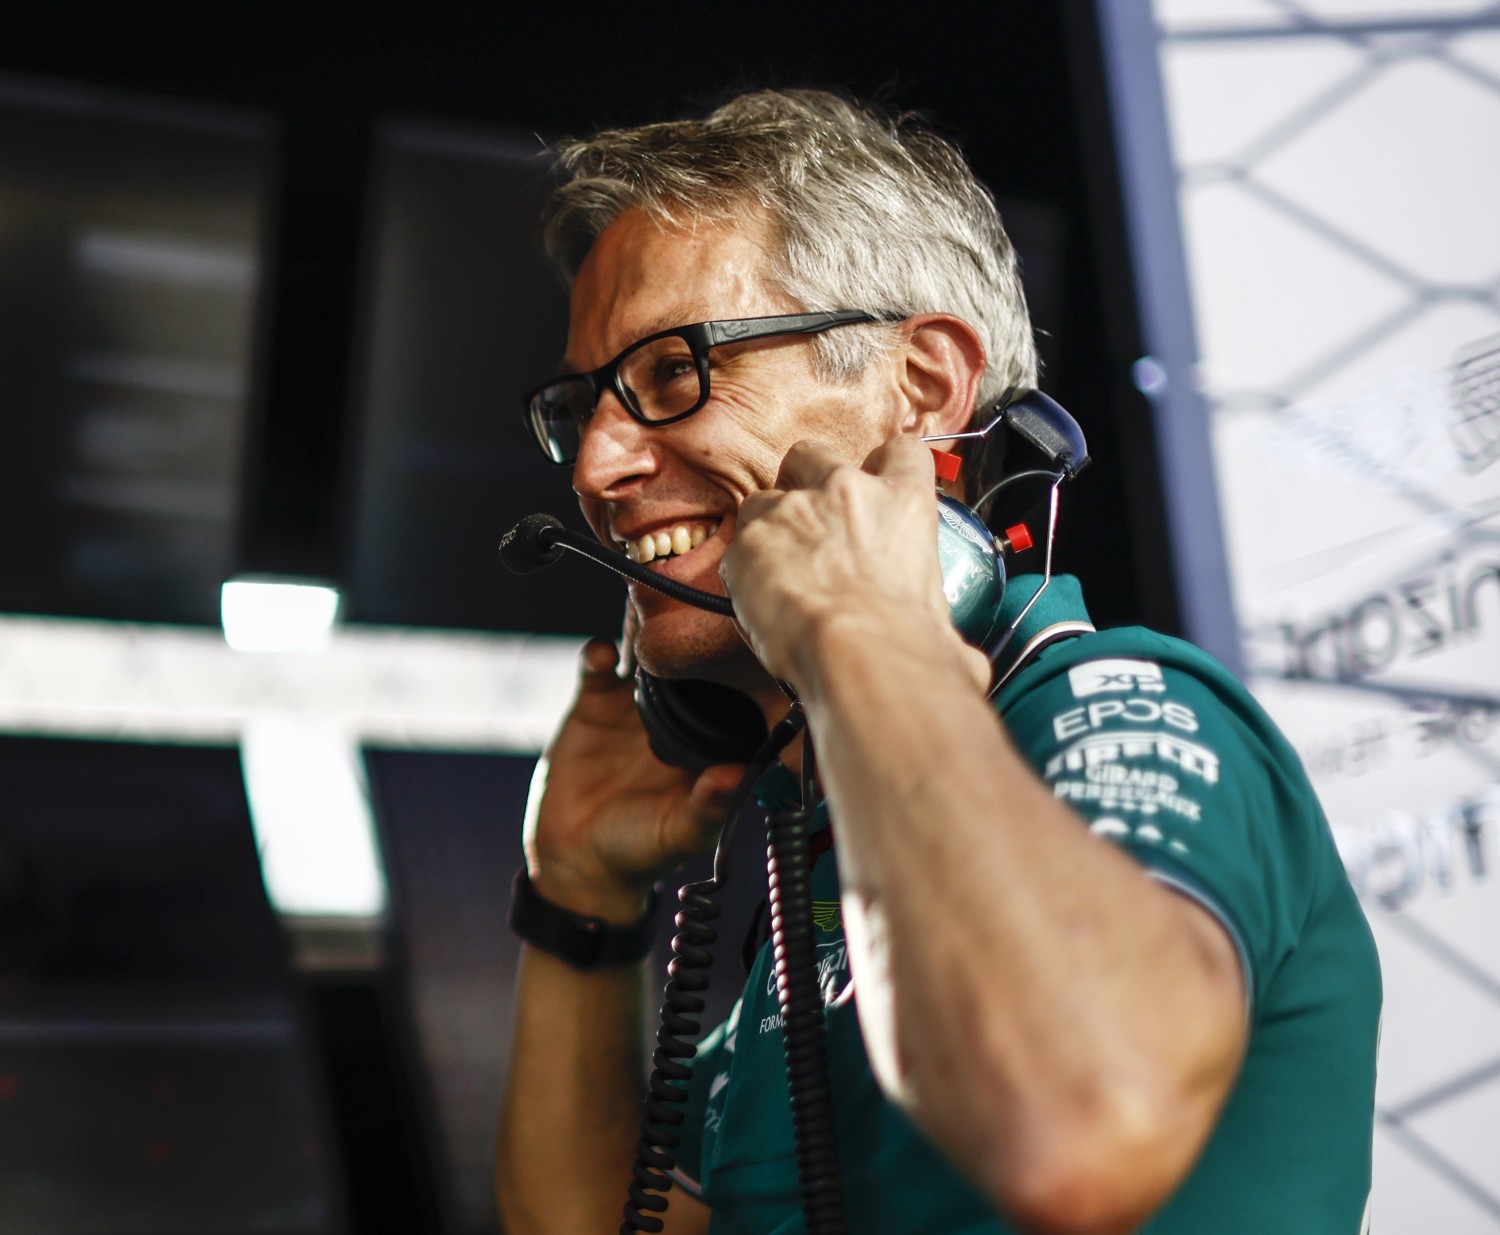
[988,572,1092,685]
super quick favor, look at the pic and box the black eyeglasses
[522,310,897,465]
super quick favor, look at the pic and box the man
[495,89,1380,1234]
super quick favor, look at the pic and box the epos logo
[1068,658,1166,698]
[1052,697,1200,741]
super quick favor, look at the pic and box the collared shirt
[671,575,1381,1234]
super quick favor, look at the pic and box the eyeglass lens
[529,332,709,463]
[617,334,704,421]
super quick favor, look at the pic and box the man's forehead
[559,305,711,371]
[562,209,780,369]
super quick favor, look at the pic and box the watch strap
[508,868,658,969]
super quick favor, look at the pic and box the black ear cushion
[634,670,769,772]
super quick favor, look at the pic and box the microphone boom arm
[500,515,737,617]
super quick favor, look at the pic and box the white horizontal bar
[0,613,583,752]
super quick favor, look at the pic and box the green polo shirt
[670,576,1380,1234]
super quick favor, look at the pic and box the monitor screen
[0,77,271,625]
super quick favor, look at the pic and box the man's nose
[571,389,658,500]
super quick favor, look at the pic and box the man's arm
[497,940,711,1234]
[495,639,732,1235]
[798,624,1246,1235]
[725,437,1247,1235]
[496,941,647,1231]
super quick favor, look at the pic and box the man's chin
[632,604,762,690]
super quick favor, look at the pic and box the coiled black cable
[621,709,807,1234]
[766,803,846,1233]
[620,873,721,1233]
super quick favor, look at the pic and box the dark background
[0,1,1181,639]
[0,5,1184,1233]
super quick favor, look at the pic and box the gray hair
[543,89,1039,497]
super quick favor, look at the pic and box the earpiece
[633,670,770,772]
[935,493,1007,651]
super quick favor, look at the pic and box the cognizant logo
[1260,554,1500,681]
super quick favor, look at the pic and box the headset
[502,389,1089,769]
[500,388,1088,1234]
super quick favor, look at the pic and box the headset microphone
[499,514,737,617]
[497,513,567,573]
[502,499,1013,643]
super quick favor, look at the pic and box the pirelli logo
[1044,731,1221,785]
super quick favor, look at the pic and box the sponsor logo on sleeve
[1052,763,1205,821]
[1045,688,1218,823]
[1052,697,1199,740]
[1068,658,1167,698]
[1045,731,1220,785]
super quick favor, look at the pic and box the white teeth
[690,525,707,548]
[671,525,691,556]
[654,531,672,558]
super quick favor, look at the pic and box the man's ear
[893,314,987,442]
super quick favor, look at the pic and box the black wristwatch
[508,869,658,970]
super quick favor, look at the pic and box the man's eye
[653,356,697,386]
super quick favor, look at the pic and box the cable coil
[621,710,808,1234]
[621,877,722,1233]
[766,806,846,1233]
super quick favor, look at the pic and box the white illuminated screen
[1151,3,1500,1229]
[221,578,342,652]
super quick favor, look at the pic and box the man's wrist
[792,606,972,702]
[526,862,656,925]
[509,868,658,969]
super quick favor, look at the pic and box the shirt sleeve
[1002,639,1322,1013]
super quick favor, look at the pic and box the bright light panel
[221,578,341,652]
[240,717,388,918]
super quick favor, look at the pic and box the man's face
[565,208,903,689]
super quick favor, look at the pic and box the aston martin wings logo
[811,901,843,933]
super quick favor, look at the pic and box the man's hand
[722,435,988,698]
[523,611,745,923]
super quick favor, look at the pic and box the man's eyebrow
[558,308,714,375]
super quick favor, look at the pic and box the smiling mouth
[618,519,721,565]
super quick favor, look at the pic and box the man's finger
[775,438,847,491]
[619,598,640,678]
[736,488,781,528]
[862,433,939,487]
[577,637,624,691]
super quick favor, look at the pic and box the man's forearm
[795,617,1246,1233]
[495,945,648,1233]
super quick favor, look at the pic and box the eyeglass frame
[522,310,902,465]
